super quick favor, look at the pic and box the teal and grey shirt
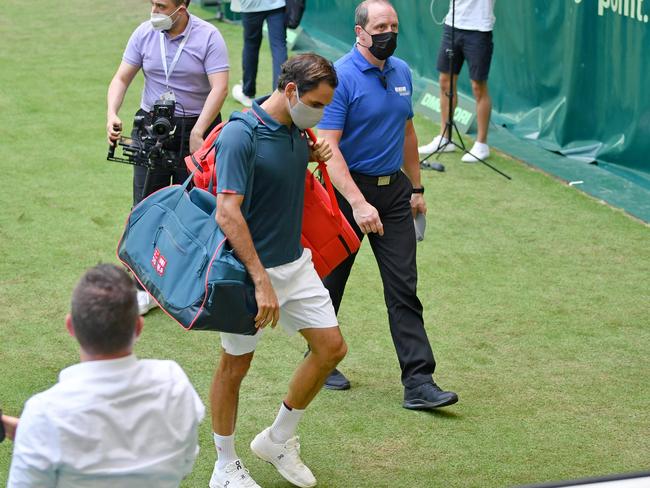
[215,98,309,268]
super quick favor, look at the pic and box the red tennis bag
[185,125,360,278]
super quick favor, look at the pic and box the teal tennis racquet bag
[118,115,259,334]
[117,174,257,334]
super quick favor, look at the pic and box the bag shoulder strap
[222,111,260,217]
[207,112,258,194]
[204,120,228,152]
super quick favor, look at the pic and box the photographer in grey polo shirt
[106,0,229,314]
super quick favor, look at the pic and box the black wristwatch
[412,186,425,194]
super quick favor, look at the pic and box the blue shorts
[436,24,494,81]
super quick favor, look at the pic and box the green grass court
[1,1,648,486]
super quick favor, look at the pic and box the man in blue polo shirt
[317,0,459,410]
[208,54,346,488]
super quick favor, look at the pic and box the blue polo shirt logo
[394,86,410,96]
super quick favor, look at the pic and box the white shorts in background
[220,248,338,356]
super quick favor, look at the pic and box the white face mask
[150,6,182,31]
[286,87,324,129]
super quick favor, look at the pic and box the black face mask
[363,30,398,60]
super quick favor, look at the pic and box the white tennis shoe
[418,135,456,154]
[136,290,157,316]
[250,427,317,488]
[462,141,490,163]
[209,459,261,488]
[232,83,253,108]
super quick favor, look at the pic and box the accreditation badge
[160,90,176,102]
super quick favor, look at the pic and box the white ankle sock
[269,402,305,443]
[213,432,238,470]
[473,141,489,150]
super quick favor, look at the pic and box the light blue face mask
[287,87,324,129]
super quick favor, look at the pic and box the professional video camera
[107,99,179,170]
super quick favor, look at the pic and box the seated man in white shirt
[7,264,205,488]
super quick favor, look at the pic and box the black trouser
[241,7,287,97]
[323,170,436,389]
[131,109,222,206]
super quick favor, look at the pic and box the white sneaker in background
[462,141,490,163]
[418,134,457,154]
[232,83,253,108]
[136,290,157,316]
[250,427,316,488]
[209,459,261,488]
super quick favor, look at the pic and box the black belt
[350,171,401,186]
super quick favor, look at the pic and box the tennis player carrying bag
[117,116,259,334]
[186,126,360,279]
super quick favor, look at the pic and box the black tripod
[420,0,511,180]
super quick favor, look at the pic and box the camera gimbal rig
[107,99,181,199]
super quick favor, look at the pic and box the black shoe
[403,381,458,410]
[324,368,351,390]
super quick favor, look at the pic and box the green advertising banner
[297,0,650,185]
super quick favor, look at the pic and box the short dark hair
[355,0,393,28]
[277,53,338,94]
[172,0,190,6]
[70,264,138,355]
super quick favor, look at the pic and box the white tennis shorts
[220,248,338,355]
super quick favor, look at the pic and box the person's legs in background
[438,70,458,145]
[265,7,288,91]
[471,79,491,144]
[241,11,265,98]
[461,30,493,162]
[233,10,265,107]
[418,24,462,155]
[132,166,173,207]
